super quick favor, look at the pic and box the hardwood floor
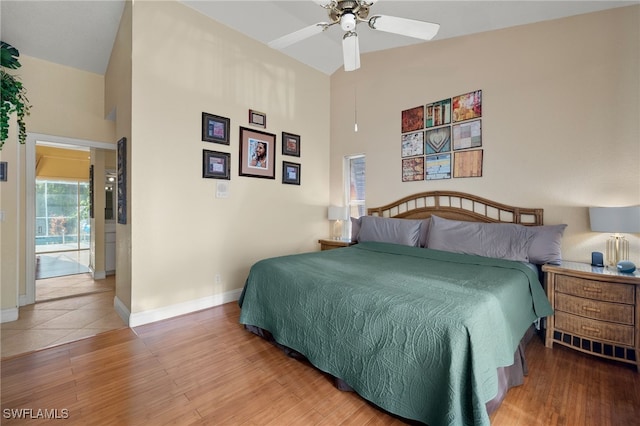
[1,302,638,425]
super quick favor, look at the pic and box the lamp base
[605,235,629,268]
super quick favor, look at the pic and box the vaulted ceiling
[2,1,637,75]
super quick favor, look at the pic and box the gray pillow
[350,216,361,241]
[528,224,567,265]
[419,218,431,248]
[427,215,536,262]
[358,216,423,247]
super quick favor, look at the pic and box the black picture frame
[117,137,127,224]
[202,112,230,145]
[202,150,231,180]
[281,132,300,157]
[239,126,276,179]
[282,161,301,185]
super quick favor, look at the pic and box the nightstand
[543,261,640,371]
[318,239,356,251]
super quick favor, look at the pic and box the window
[344,154,365,218]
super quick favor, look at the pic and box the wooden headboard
[367,191,544,226]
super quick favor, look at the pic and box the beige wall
[105,0,133,314]
[330,5,640,264]
[125,1,330,316]
[1,56,116,314]
[0,120,21,318]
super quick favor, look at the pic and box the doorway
[35,173,91,277]
[24,133,117,306]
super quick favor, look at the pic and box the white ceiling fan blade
[268,22,331,50]
[368,15,440,41]
[342,31,360,72]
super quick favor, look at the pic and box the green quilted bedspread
[239,242,553,426]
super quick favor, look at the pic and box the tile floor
[1,275,127,359]
[36,272,114,302]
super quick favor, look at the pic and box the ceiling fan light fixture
[340,12,357,31]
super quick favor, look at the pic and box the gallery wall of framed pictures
[401,89,483,182]
[200,109,302,185]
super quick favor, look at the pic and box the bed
[239,191,565,426]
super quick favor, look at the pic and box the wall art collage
[401,90,483,182]
[201,110,301,185]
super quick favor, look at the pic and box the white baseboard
[19,294,28,306]
[1,307,19,323]
[128,289,243,327]
[113,295,131,326]
[92,269,106,280]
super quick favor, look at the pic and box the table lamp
[589,205,640,271]
[328,205,349,240]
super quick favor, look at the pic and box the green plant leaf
[1,41,22,69]
[1,41,31,148]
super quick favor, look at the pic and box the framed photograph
[426,153,452,180]
[282,161,301,185]
[402,157,425,182]
[117,137,127,224]
[0,161,7,182]
[202,112,230,145]
[452,90,482,122]
[425,98,451,128]
[282,132,301,157]
[425,126,451,154]
[401,105,424,133]
[239,126,276,179]
[453,119,482,150]
[401,131,424,158]
[248,109,266,128]
[454,149,483,178]
[202,150,230,180]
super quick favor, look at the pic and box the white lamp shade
[589,206,640,233]
[328,205,349,221]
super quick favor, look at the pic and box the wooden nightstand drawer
[556,275,634,304]
[554,312,634,346]
[555,293,634,325]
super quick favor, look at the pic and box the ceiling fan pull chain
[354,83,358,132]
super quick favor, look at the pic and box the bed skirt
[244,324,535,420]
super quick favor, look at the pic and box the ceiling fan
[268,0,440,72]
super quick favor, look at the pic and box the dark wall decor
[89,165,94,219]
[117,137,127,224]
[282,132,300,157]
[0,161,7,182]
[400,89,482,182]
[282,161,301,185]
[202,149,231,180]
[202,112,230,145]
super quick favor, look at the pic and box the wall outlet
[214,273,222,284]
